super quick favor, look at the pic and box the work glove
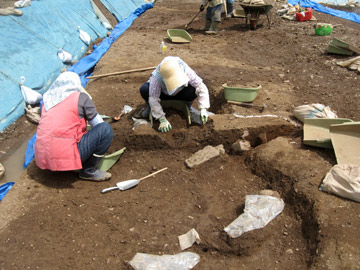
[200,108,208,124]
[200,4,205,11]
[158,116,172,133]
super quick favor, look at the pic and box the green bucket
[223,84,262,102]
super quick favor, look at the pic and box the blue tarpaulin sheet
[69,3,154,86]
[288,0,360,24]
[100,0,146,22]
[0,182,14,201]
[0,0,109,132]
[23,2,153,168]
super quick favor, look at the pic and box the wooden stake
[86,66,157,79]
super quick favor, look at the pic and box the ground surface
[0,0,360,269]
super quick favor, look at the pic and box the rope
[0,69,20,85]
[9,16,59,50]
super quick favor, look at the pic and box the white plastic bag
[14,0,31,8]
[78,26,91,46]
[320,164,360,203]
[224,195,285,238]
[25,105,41,124]
[102,21,112,30]
[293,103,338,123]
[129,252,200,270]
[57,49,73,64]
[20,76,42,105]
[178,228,201,250]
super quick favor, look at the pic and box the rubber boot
[201,19,211,31]
[205,21,219,34]
[79,154,111,181]
[227,4,234,17]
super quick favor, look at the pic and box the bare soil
[0,0,360,269]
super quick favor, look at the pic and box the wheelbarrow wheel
[250,19,257,30]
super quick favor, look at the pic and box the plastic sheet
[129,252,200,270]
[0,182,15,201]
[224,195,285,238]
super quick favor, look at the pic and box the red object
[35,92,87,171]
[296,8,312,22]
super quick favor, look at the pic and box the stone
[259,189,281,198]
[232,139,251,153]
[185,144,225,168]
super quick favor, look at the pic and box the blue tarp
[288,0,360,23]
[69,3,154,86]
[0,0,110,131]
[0,182,14,201]
[100,0,146,22]
[23,3,154,168]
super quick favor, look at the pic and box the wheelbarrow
[239,3,273,30]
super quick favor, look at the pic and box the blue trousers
[206,4,223,22]
[78,122,113,163]
[140,82,197,103]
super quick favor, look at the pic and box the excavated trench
[111,103,322,269]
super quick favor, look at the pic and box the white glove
[158,116,172,132]
[200,108,208,124]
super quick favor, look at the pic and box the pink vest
[35,92,87,171]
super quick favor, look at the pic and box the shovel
[112,105,133,121]
[185,2,208,29]
[101,167,168,193]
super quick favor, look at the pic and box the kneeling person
[139,56,211,132]
[35,72,113,181]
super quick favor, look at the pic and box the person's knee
[103,122,114,141]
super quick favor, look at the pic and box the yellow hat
[160,60,189,92]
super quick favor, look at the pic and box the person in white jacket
[200,0,224,34]
[138,56,210,133]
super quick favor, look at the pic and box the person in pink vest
[35,72,113,181]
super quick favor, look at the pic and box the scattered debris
[224,195,285,238]
[178,228,201,250]
[185,145,225,169]
[129,252,200,270]
[320,164,360,203]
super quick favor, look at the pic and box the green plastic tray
[97,147,126,172]
[330,38,360,54]
[303,118,352,149]
[330,122,360,165]
[223,84,261,102]
[167,29,192,43]
[327,44,353,56]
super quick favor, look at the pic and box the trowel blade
[117,179,140,191]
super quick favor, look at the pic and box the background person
[35,71,113,181]
[200,0,224,34]
[138,56,210,133]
